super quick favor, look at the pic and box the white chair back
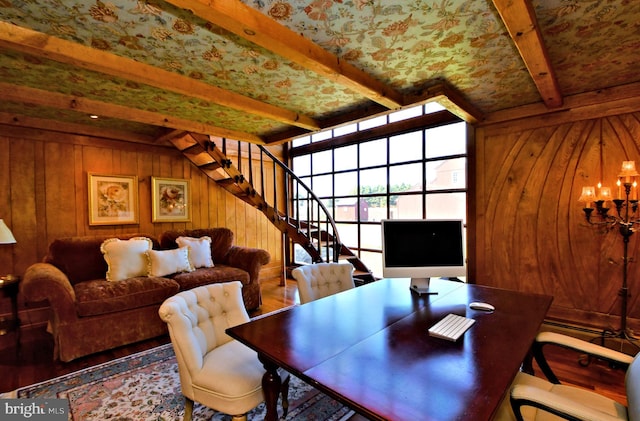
[626,354,640,421]
[292,262,355,304]
[158,281,249,398]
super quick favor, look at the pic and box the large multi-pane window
[291,104,467,278]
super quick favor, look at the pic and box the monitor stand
[409,278,438,295]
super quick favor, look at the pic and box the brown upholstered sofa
[21,227,270,362]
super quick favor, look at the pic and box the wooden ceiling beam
[405,82,484,123]
[0,111,158,144]
[482,81,640,131]
[0,22,319,131]
[154,129,191,145]
[165,0,404,110]
[263,103,390,145]
[0,83,265,144]
[265,81,481,145]
[491,0,563,108]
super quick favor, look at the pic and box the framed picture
[152,177,191,222]
[88,173,139,226]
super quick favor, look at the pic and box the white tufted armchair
[158,281,289,421]
[291,262,355,304]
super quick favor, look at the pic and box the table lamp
[0,219,16,245]
[0,219,16,283]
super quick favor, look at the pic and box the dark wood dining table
[227,278,553,421]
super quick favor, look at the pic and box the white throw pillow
[146,247,194,277]
[101,237,153,282]
[176,236,214,268]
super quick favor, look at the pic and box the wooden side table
[0,274,21,349]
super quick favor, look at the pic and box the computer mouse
[469,302,495,312]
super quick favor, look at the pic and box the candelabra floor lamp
[580,160,640,348]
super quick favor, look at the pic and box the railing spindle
[247,143,253,187]
[272,158,278,216]
[306,191,311,241]
[260,149,265,197]
[316,200,322,262]
[284,168,290,222]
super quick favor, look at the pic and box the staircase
[168,132,376,283]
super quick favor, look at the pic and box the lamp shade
[598,186,612,201]
[619,161,639,177]
[578,186,596,204]
[0,220,16,244]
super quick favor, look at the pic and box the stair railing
[255,143,341,263]
[175,134,372,277]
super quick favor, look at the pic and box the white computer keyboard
[428,313,475,341]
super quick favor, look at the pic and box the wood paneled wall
[476,111,640,331]
[6,98,640,334]
[0,126,285,319]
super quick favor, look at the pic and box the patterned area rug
[4,343,355,420]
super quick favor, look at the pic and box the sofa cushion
[101,237,154,282]
[159,228,233,264]
[146,247,194,277]
[170,264,249,291]
[176,236,214,268]
[44,234,160,285]
[74,276,180,317]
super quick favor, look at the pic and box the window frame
[290,108,469,277]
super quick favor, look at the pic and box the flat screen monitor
[381,219,466,294]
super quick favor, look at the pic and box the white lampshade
[0,220,16,244]
[598,186,612,201]
[619,161,639,177]
[578,186,596,204]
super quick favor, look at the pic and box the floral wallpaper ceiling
[0,0,639,143]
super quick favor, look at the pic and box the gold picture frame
[152,177,191,222]
[88,173,139,226]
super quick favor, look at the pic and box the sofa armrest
[22,263,78,322]
[223,246,270,284]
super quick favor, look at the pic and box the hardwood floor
[0,278,628,411]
